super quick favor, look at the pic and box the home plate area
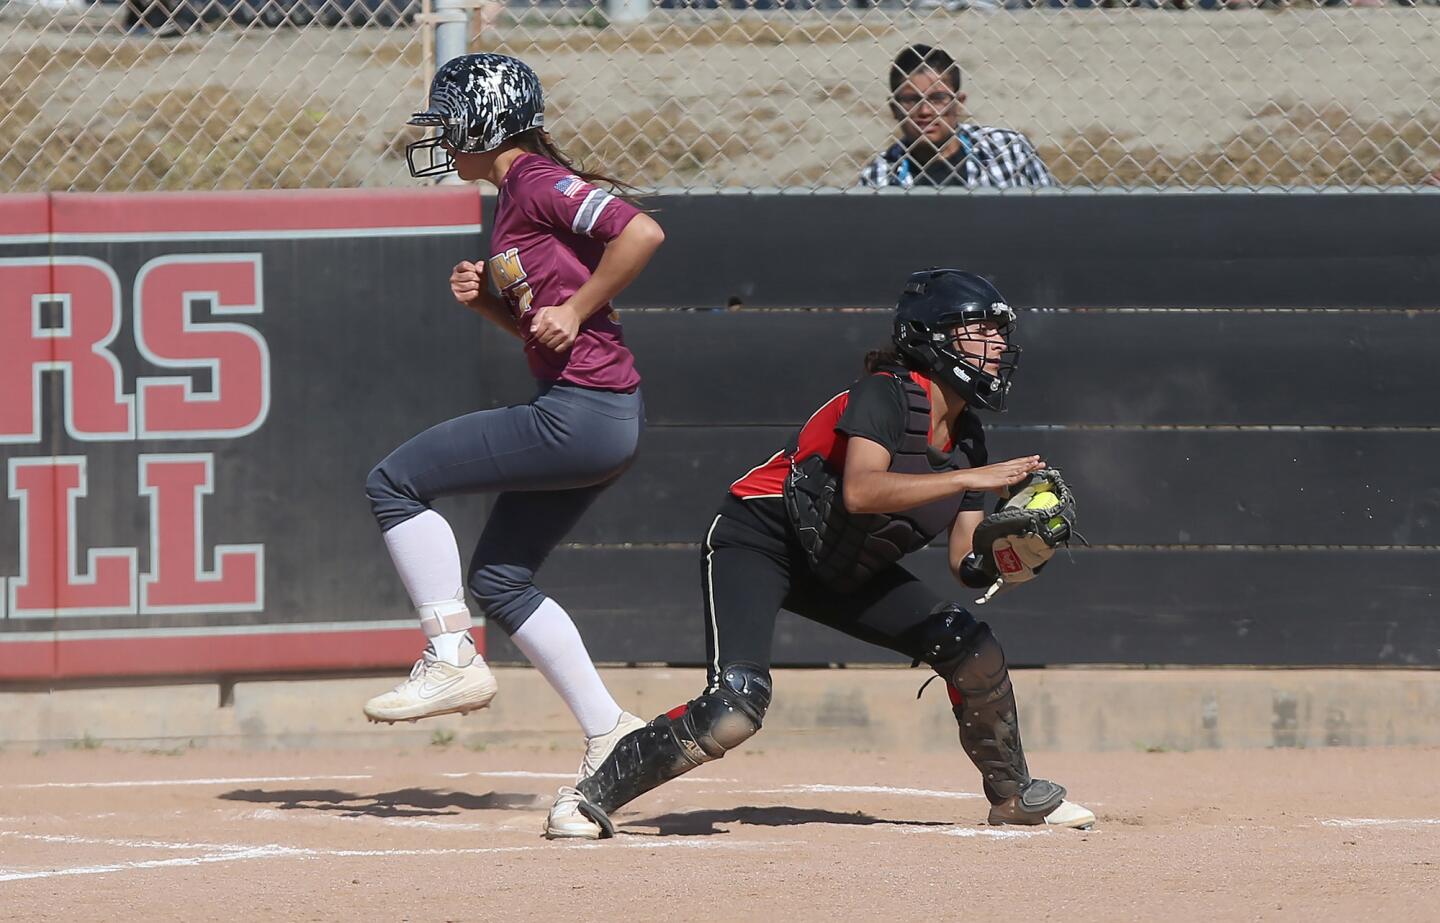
[2,746,1438,920]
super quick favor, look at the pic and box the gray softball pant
[365,382,644,634]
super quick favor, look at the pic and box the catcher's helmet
[406,54,545,178]
[892,268,1019,412]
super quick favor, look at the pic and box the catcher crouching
[564,268,1093,838]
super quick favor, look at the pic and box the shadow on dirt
[621,805,952,836]
[217,787,546,818]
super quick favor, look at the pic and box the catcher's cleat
[986,780,1095,829]
[989,798,1096,830]
[362,640,497,724]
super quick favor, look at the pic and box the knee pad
[914,604,1006,695]
[687,662,771,754]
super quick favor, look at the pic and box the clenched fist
[450,260,485,308]
[530,302,583,353]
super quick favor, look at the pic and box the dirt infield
[3,744,1438,920]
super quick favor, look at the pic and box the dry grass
[476,15,898,56]
[1,41,184,88]
[4,16,1438,191]
[1040,102,1440,188]
[1,86,368,191]
[565,97,773,183]
[14,89,1433,190]
[350,36,425,67]
[0,42,187,158]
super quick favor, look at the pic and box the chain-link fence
[2,0,1437,192]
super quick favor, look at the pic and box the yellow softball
[1025,490,1060,511]
[1026,490,1066,532]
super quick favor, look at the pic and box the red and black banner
[5,191,1437,678]
[0,189,488,680]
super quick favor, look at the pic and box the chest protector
[783,371,968,593]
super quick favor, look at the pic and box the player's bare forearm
[842,455,1042,516]
[450,258,522,341]
[467,290,523,340]
[566,214,665,320]
[842,468,977,516]
[948,509,983,579]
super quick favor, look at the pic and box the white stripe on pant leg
[702,514,723,692]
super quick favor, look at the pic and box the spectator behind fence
[861,44,1053,190]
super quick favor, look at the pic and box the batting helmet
[405,53,545,178]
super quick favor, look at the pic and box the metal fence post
[428,0,469,185]
[431,0,468,70]
[605,0,649,25]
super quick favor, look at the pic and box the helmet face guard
[892,269,1021,412]
[894,313,1019,412]
[405,111,462,178]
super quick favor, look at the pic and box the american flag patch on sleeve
[554,176,586,197]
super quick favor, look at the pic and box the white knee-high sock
[382,510,476,665]
[510,597,623,738]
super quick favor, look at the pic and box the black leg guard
[576,663,771,815]
[916,605,1064,817]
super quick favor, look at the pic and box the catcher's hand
[969,468,1078,603]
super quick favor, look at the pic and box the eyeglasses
[894,92,957,110]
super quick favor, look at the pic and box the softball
[1026,490,1060,511]
[1026,490,1066,532]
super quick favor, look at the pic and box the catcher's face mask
[897,307,1019,413]
[946,314,1019,409]
[949,318,1012,376]
[892,268,1021,413]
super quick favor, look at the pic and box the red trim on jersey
[730,390,849,498]
[905,369,955,452]
[728,369,944,500]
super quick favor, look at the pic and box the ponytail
[863,344,905,374]
[512,128,643,206]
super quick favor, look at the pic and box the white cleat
[544,711,647,840]
[1041,800,1096,830]
[987,780,1096,830]
[362,640,497,724]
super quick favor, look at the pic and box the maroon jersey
[487,153,642,392]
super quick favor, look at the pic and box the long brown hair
[512,128,642,205]
[863,344,905,374]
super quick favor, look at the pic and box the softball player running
[363,53,662,838]
[568,269,1094,837]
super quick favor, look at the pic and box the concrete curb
[4,667,1439,753]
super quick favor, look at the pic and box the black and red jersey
[730,369,986,506]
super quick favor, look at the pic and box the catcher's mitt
[969,468,1079,604]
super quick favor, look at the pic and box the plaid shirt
[860,124,1054,189]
